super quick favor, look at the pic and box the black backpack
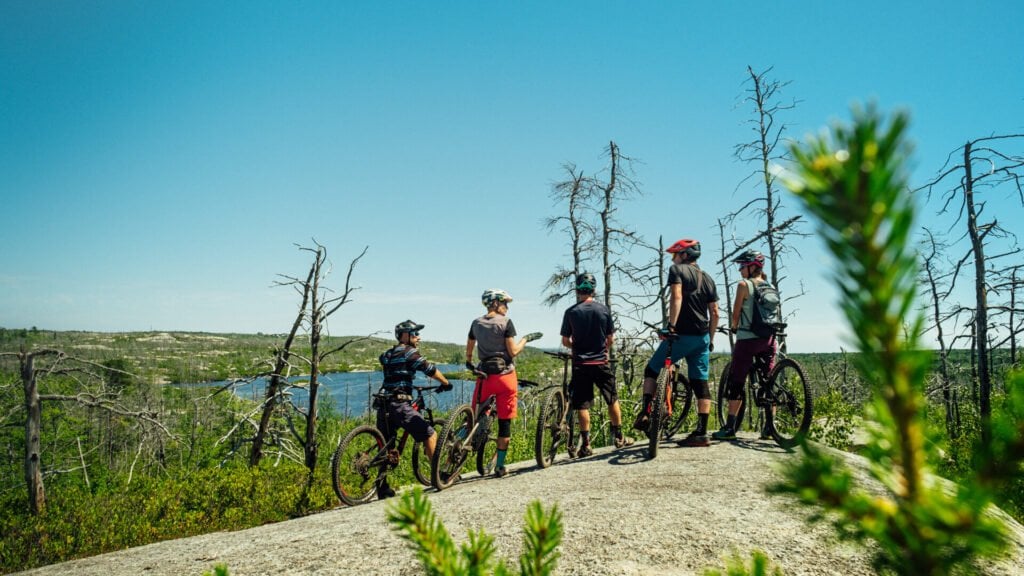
[749,281,782,338]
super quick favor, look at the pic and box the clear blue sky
[2,1,1022,353]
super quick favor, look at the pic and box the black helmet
[731,250,765,268]
[575,272,597,294]
[667,238,701,260]
[394,320,425,341]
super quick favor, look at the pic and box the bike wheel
[331,425,387,506]
[535,389,566,468]
[412,418,446,486]
[718,361,757,432]
[476,415,499,476]
[662,374,694,440]
[647,366,670,459]
[431,405,474,490]
[766,358,813,449]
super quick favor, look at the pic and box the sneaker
[577,444,594,457]
[614,435,636,448]
[377,485,397,500]
[676,432,711,447]
[711,427,737,441]
[759,429,771,440]
[495,466,508,478]
[632,414,649,432]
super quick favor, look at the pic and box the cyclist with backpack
[377,320,453,498]
[713,250,777,441]
[633,239,720,447]
[559,273,635,456]
[466,289,531,478]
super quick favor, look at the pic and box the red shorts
[472,370,519,419]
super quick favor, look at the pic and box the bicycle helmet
[666,238,701,260]
[394,319,425,341]
[575,272,597,294]
[731,250,765,269]
[481,288,513,308]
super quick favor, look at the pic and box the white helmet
[481,288,513,308]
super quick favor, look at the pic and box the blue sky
[2,1,1022,353]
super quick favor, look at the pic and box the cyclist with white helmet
[560,272,635,455]
[713,250,776,440]
[634,238,720,447]
[466,288,531,478]
[377,320,452,498]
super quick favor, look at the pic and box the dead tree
[918,134,1024,441]
[543,163,596,307]
[273,243,367,480]
[731,65,807,302]
[1,349,170,515]
[920,229,961,438]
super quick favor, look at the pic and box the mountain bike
[534,350,579,468]
[715,322,812,449]
[431,366,539,490]
[330,384,447,506]
[640,322,679,459]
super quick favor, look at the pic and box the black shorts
[376,400,434,443]
[569,363,618,410]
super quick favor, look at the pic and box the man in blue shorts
[560,273,635,456]
[634,239,720,447]
[378,320,452,498]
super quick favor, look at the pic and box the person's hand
[438,382,453,393]
[709,341,715,353]
[465,362,476,372]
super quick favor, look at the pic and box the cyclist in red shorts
[466,288,531,478]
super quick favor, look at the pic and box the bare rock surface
[15,434,1024,575]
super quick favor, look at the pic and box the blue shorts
[645,333,710,381]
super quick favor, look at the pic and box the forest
[2,71,1023,575]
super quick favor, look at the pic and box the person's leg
[677,336,712,447]
[493,372,518,474]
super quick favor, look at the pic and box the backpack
[749,281,782,338]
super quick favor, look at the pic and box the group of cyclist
[373,237,777,498]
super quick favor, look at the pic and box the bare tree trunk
[717,218,736,351]
[21,352,45,515]
[922,231,957,438]
[963,141,992,440]
[600,141,617,315]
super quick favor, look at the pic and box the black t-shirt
[668,263,719,335]
[560,298,614,364]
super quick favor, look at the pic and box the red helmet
[666,239,701,260]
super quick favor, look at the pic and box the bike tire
[476,411,499,476]
[412,418,446,486]
[535,389,566,468]
[767,358,813,449]
[662,374,695,440]
[647,366,670,459]
[331,425,387,506]
[431,404,474,491]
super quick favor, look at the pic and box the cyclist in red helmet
[713,250,776,441]
[634,238,720,447]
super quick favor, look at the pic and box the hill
[14,435,1024,576]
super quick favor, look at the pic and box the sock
[496,449,507,469]
[697,413,709,435]
[581,430,591,446]
[725,414,737,430]
[611,425,622,439]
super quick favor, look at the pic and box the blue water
[203,364,479,418]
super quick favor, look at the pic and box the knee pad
[692,379,711,400]
[498,418,512,437]
[725,378,746,401]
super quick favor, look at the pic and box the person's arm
[709,301,720,343]
[507,336,527,357]
[561,336,573,349]
[465,338,475,365]
[668,283,683,328]
[731,281,749,332]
